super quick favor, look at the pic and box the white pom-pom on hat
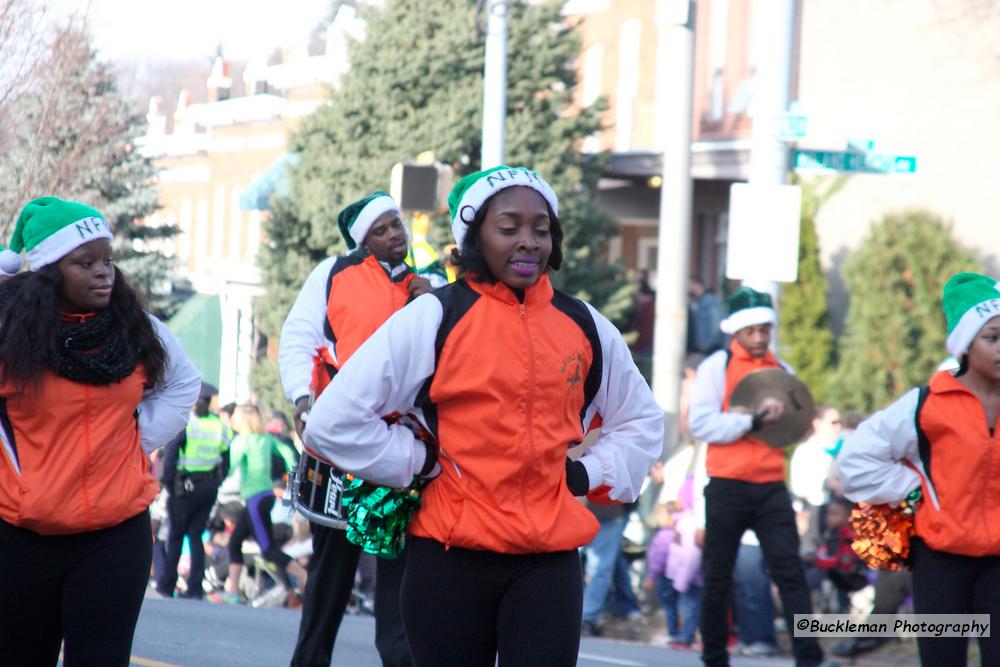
[0,248,22,276]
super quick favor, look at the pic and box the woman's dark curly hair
[449,187,564,283]
[0,262,167,391]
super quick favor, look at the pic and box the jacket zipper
[983,431,996,545]
[81,385,95,528]
[520,302,542,550]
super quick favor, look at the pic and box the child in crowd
[804,495,867,613]
[646,444,703,649]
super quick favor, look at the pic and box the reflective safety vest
[179,415,227,473]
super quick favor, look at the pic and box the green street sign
[793,149,917,174]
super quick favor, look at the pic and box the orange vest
[706,340,787,483]
[311,254,416,397]
[408,276,602,553]
[913,371,1000,556]
[0,367,157,535]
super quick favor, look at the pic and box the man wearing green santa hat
[838,272,1000,666]
[690,285,834,667]
[280,191,445,667]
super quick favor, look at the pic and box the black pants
[375,549,413,667]
[158,476,218,597]
[290,523,361,667]
[0,511,152,667]
[700,478,823,667]
[400,536,583,667]
[229,490,290,570]
[871,569,911,615]
[911,538,1000,667]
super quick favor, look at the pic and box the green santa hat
[720,286,777,334]
[447,166,559,248]
[337,191,400,251]
[943,272,1000,357]
[9,197,112,271]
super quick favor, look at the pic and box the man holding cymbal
[689,286,836,667]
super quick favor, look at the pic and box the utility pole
[743,0,797,312]
[651,0,696,454]
[481,0,508,169]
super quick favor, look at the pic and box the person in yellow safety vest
[155,383,229,599]
[405,212,450,284]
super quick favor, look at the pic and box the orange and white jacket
[303,276,663,554]
[0,316,201,535]
[279,254,445,406]
[837,370,1000,557]
[689,341,793,483]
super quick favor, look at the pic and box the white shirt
[139,316,202,454]
[789,435,834,507]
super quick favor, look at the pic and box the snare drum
[289,449,348,529]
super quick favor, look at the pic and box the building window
[707,0,729,123]
[615,19,640,152]
[582,43,604,107]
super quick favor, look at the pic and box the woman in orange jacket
[0,197,200,667]
[304,167,664,666]
[838,272,1000,667]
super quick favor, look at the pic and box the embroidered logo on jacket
[560,352,585,386]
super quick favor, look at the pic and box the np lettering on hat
[447,166,559,249]
[943,272,1000,357]
[9,197,113,271]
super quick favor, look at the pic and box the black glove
[565,459,589,496]
[418,444,440,479]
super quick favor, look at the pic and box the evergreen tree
[778,178,842,402]
[0,26,179,316]
[831,210,981,413]
[255,0,631,360]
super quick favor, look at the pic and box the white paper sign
[726,183,802,283]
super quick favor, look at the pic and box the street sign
[793,149,917,174]
[778,111,808,141]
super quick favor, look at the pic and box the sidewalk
[597,607,965,666]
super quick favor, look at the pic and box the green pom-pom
[341,476,427,559]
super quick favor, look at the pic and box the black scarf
[58,307,138,385]
[0,279,138,385]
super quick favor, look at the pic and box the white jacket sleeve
[303,293,441,488]
[836,388,932,507]
[138,316,201,454]
[688,351,754,443]
[279,257,337,405]
[578,305,664,503]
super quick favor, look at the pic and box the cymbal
[729,369,816,447]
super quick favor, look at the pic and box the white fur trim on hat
[451,169,559,248]
[351,195,400,248]
[26,217,112,270]
[720,306,777,335]
[946,297,1000,358]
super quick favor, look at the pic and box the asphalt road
[125,594,794,667]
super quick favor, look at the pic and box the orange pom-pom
[850,502,916,571]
